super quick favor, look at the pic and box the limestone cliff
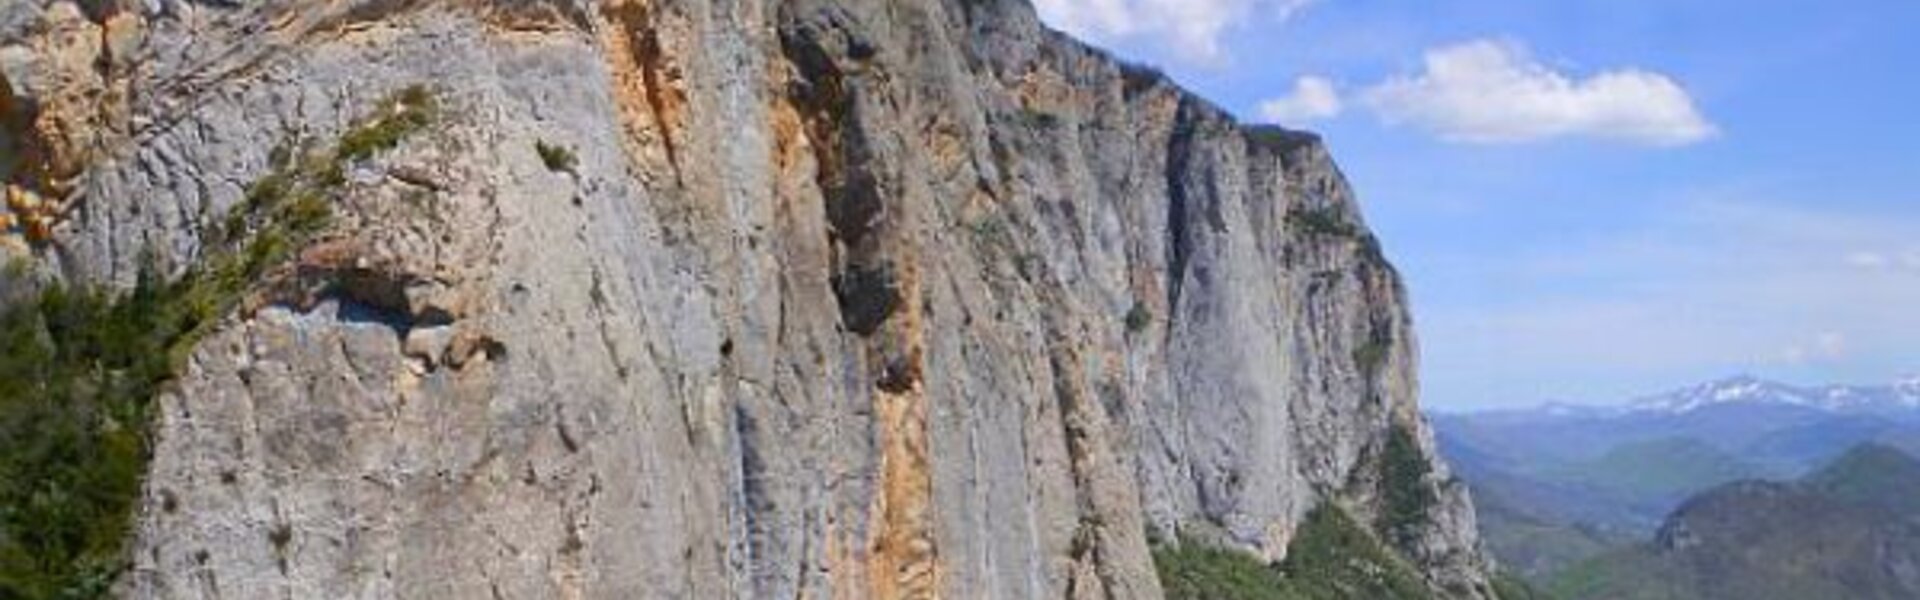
[0,0,1496,597]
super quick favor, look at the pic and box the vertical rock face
[1,0,1494,598]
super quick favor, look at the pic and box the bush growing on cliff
[1020,106,1063,129]
[1353,324,1393,380]
[0,86,438,598]
[1144,503,1436,596]
[1154,504,1436,600]
[1155,537,1298,600]
[536,140,577,174]
[1245,126,1321,154]
[1286,207,1360,239]
[1380,423,1439,549]
[1125,301,1153,334]
[1283,504,1437,600]
[1119,60,1165,96]
[1354,338,1390,378]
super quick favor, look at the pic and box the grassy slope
[1156,504,1437,600]
[1473,493,1632,580]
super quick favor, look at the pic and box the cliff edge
[0,0,1494,597]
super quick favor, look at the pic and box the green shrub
[1125,301,1153,334]
[1353,329,1391,379]
[1379,423,1438,549]
[1286,207,1359,239]
[1245,126,1320,154]
[2,257,28,280]
[1155,538,1299,600]
[1021,107,1063,129]
[0,86,438,598]
[1153,504,1436,600]
[333,85,438,164]
[1353,343,1387,377]
[1288,207,1391,269]
[1282,504,1436,600]
[536,140,578,174]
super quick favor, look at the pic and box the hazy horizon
[1426,371,1920,415]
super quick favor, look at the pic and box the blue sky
[1034,0,1920,410]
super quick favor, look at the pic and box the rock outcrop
[0,0,1495,597]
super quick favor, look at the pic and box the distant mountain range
[1627,374,1920,416]
[1432,374,1920,583]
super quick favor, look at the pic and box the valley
[1436,375,1920,595]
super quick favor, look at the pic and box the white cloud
[1846,248,1920,271]
[1847,251,1891,269]
[1258,76,1343,124]
[1033,0,1317,64]
[1783,332,1849,365]
[1361,39,1717,146]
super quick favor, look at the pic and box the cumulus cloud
[1258,76,1343,124]
[1361,39,1717,146]
[1033,0,1317,63]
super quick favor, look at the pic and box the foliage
[1125,301,1153,334]
[1155,537,1299,600]
[1473,495,1631,583]
[1800,443,1920,514]
[968,214,1038,281]
[1547,444,1920,600]
[1287,207,1390,269]
[1244,126,1320,154]
[1119,60,1165,96]
[1286,207,1360,239]
[1491,570,1558,600]
[2,256,28,281]
[1546,548,1691,600]
[1282,504,1437,600]
[1353,332,1390,379]
[968,216,1007,245]
[0,86,437,599]
[1379,423,1437,549]
[536,140,578,174]
[333,85,438,166]
[1021,106,1063,129]
[1154,505,1435,600]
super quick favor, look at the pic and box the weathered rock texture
[0,0,1495,597]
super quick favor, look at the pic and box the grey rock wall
[0,0,1495,597]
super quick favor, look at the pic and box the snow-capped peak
[1625,374,1920,415]
[1487,375,1920,420]
[1896,375,1920,404]
[1538,401,1623,418]
[1631,375,1815,414]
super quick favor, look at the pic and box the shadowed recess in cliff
[778,4,900,337]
